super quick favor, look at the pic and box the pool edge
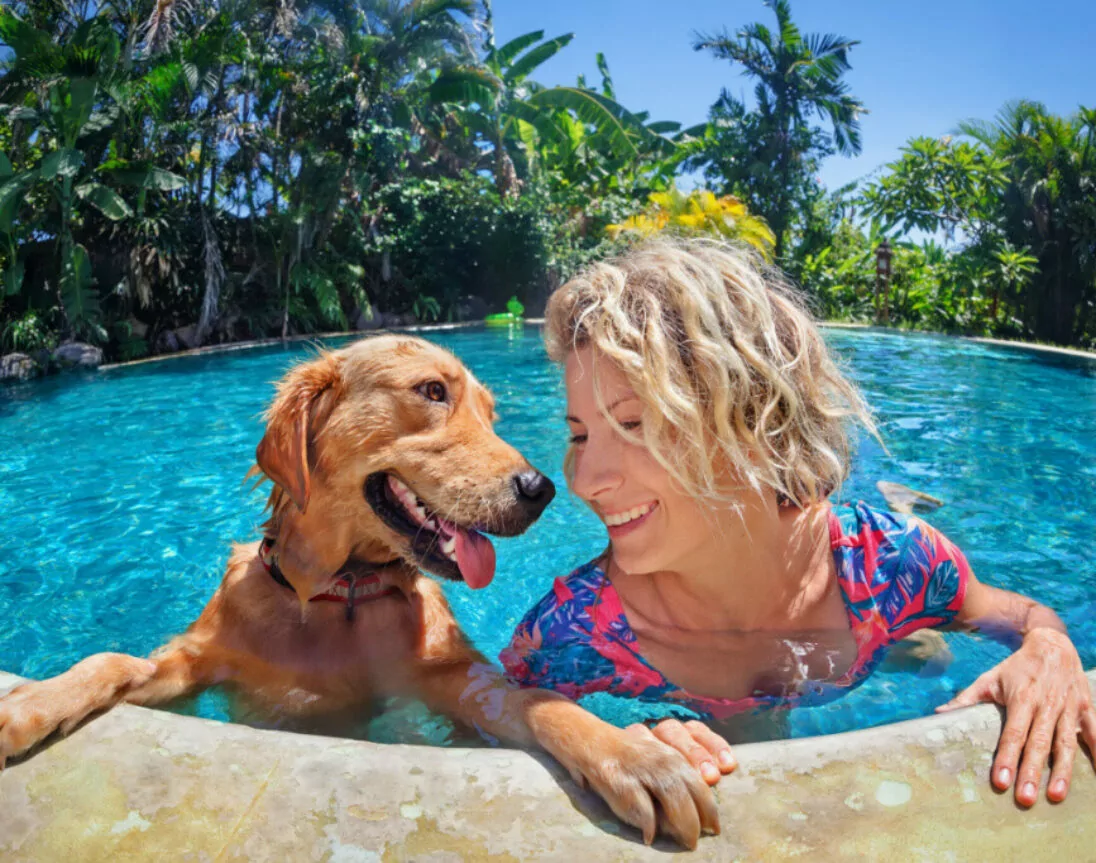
[95,321,1096,373]
[1,668,1093,861]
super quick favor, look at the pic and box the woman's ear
[256,352,343,513]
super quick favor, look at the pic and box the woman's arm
[938,571,1096,806]
[949,573,1068,641]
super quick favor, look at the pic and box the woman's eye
[569,434,588,445]
[417,381,448,403]
[619,420,641,431]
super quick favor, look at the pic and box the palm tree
[428,25,664,198]
[958,100,1096,343]
[693,0,864,258]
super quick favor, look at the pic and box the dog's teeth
[440,535,457,560]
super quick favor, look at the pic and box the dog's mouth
[364,472,497,589]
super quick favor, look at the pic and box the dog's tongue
[455,529,496,589]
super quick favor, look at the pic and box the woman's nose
[571,440,623,502]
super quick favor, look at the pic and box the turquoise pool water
[2,328,1095,743]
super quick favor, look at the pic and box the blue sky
[493,0,1096,192]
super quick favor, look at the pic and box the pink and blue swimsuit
[500,502,971,719]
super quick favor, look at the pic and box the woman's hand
[937,627,1096,805]
[632,718,737,786]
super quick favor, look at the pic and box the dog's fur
[0,335,717,848]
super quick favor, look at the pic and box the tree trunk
[773,122,793,261]
[196,209,225,345]
[195,69,227,347]
[494,122,520,199]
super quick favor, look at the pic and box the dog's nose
[513,470,556,515]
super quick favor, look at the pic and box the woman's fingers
[1047,703,1078,803]
[649,719,733,785]
[1015,705,1058,806]
[683,719,737,774]
[1080,700,1096,760]
[936,670,995,713]
[993,697,1035,792]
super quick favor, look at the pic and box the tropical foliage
[860,102,1096,344]
[690,0,864,259]
[0,0,1093,362]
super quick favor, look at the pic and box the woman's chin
[608,544,664,577]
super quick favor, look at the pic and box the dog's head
[255,334,554,603]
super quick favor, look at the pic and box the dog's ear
[256,352,343,513]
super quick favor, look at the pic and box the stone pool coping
[1,669,1093,861]
[96,320,1096,372]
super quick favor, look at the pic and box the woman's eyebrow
[565,396,639,423]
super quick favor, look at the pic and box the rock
[380,312,406,329]
[876,481,943,515]
[352,306,383,331]
[52,342,104,370]
[174,324,199,349]
[0,352,40,381]
[155,330,181,354]
[31,348,53,372]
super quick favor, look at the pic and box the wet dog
[0,334,718,848]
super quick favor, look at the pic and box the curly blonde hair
[544,236,876,508]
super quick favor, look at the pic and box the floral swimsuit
[500,502,971,720]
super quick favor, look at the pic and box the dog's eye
[417,381,448,403]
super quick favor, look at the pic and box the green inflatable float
[484,296,525,328]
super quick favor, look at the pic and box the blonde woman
[501,237,1095,810]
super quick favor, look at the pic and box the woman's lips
[605,502,658,540]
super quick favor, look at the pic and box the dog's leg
[405,579,718,848]
[0,642,211,767]
[412,659,719,849]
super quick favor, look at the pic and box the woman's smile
[602,501,659,538]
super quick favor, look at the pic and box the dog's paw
[0,685,60,769]
[570,724,720,849]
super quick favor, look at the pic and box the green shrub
[374,176,554,319]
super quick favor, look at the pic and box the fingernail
[1052,779,1067,797]
[1022,782,1036,801]
[997,767,1011,787]
[718,750,736,770]
[701,761,720,782]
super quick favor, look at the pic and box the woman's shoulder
[830,499,971,634]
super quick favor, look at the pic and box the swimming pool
[2,327,1094,743]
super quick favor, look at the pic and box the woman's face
[564,347,716,575]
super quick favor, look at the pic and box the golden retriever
[0,334,717,848]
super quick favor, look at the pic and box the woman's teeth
[603,502,655,527]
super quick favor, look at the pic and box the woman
[501,237,1095,806]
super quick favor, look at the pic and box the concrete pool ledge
[1,670,1093,861]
